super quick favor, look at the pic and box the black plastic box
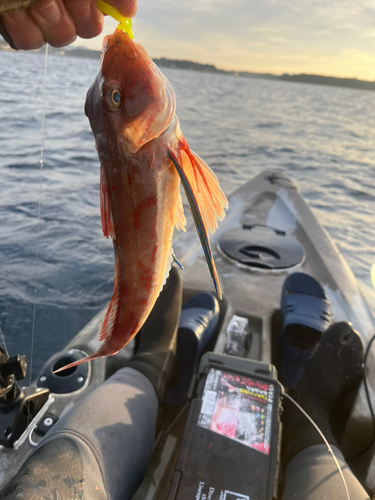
[168,353,283,500]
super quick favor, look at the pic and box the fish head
[85,28,176,155]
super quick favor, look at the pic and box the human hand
[0,0,137,50]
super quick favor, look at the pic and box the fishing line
[29,44,49,389]
[153,401,190,452]
[0,325,8,356]
[284,393,350,500]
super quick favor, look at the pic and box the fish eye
[111,90,122,108]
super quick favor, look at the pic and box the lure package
[168,353,282,500]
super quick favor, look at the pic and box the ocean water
[0,50,374,377]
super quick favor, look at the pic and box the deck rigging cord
[284,392,350,500]
[29,44,49,390]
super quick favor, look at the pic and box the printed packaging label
[197,368,274,455]
[194,483,249,500]
[220,491,250,500]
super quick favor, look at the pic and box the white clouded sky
[73,0,375,80]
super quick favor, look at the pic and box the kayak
[0,169,374,496]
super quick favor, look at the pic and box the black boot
[282,322,364,466]
[127,266,182,403]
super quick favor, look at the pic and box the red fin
[54,263,123,373]
[53,348,119,374]
[53,353,96,374]
[99,261,120,342]
[178,142,228,234]
[100,166,115,238]
[175,193,186,232]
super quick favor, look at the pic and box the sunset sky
[73,0,375,81]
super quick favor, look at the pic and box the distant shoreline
[1,40,375,92]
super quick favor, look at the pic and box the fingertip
[65,1,104,40]
[3,10,45,50]
[109,0,137,18]
[30,0,77,48]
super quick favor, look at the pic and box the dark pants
[5,367,369,500]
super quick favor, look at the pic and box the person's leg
[0,368,158,500]
[52,367,159,500]
[0,266,182,500]
[281,322,368,500]
[282,444,370,500]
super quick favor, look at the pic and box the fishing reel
[0,347,49,448]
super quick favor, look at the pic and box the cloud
[74,0,375,80]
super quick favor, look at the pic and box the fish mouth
[102,27,132,54]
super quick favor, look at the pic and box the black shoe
[280,272,332,388]
[291,321,364,418]
[164,292,219,406]
[127,266,182,403]
[282,322,364,465]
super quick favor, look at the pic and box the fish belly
[99,152,180,354]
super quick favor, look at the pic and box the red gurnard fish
[56,29,228,372]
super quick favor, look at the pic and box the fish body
[91,122,182,357]
[56,29,227,371]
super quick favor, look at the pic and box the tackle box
[167,352,283,500]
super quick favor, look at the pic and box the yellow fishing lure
[97,0,134,39]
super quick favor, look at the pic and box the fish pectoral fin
[178,146,228,234]
[100,165,115,238]
[168,148,223,299]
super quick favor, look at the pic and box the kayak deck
[1,169,374,495]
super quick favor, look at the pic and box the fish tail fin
[168,146,226,299]
[53,347,117,374]
[54,260,132,374]
[54,265,122,374]
[53,353,96,374]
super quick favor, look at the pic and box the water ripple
[0,51,374,375]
